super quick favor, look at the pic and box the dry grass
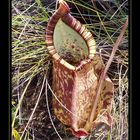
[12,0,128,139]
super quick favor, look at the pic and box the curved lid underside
[54,19,89,66]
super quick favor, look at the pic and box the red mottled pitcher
[46,1,114,138]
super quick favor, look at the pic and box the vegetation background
[12,0,128,139]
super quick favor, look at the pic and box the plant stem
[85,17,128,131]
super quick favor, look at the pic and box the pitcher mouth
[46,0,96,71]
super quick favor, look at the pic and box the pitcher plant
[46,0,114,138]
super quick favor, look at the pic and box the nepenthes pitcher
[46,1,114,138]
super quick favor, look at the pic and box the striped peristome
[46,1,96,70]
